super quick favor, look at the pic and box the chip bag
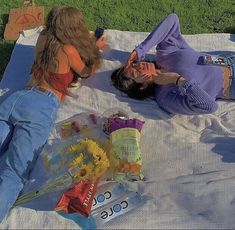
[104,117,145,181]
[55,179,99,217]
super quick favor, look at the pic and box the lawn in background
[0,0,235,78]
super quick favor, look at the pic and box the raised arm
[134,13,190,60]
[156,80,218,115]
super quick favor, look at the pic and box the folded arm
[64,44,96,78]
[156,80,218,115]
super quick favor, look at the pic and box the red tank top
[31,63,74,95]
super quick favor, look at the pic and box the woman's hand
[125,50,138,69]
[129,62,161,83]
[153,72,186,85]
[95,35,107,50]
[90,31,107,50]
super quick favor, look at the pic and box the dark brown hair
[111,67,155,100]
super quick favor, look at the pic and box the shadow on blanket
[83,70,173,120]
[102,48,156,63]
[102,48,235,64]
[229,34,235,42]
[207,137,235,163]
[14,151,70,212]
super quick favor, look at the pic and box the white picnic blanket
[0,27,235,229]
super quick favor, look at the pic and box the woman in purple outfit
[111,13,235,115]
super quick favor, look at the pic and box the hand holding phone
[94,27,104,40]
[95,27,107,50]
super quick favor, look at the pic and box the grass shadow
[0,13,8,24]
[0,13,14,80]
[0,14,9,39]
[225,26,235,35]
[0,41,14,80]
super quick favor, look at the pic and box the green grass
[0,0,235,79]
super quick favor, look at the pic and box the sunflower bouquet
[67,138,110,180]
[14,138,109,207]
[54,139,110,217]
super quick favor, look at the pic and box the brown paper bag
[4,6,44,41]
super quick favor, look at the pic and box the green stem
[13,174,72,207]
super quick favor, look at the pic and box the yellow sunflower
[72,164,94,180]
[70,154,84,167]
[67,143,83,154]
[67,138,110,180]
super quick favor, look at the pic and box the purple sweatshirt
[134,13,225,115]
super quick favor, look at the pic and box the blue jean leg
[0,121,13,155]
[0,88,59,223]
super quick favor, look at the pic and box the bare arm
[63,44,92,77]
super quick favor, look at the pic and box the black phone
[94,27,104,40]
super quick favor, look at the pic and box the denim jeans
[0,87,59,222]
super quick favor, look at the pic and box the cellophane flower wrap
[14,138,110,209]
[57,112,98,139]
[54,139,110,217]
[103,117,145,181]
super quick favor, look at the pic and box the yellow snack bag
[110,128,144,181]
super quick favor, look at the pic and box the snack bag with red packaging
[55,179,99,217]
[54,138,110,217]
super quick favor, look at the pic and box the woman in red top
[30,6,106,100]
[0,6,105,222]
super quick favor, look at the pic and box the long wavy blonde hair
[30,6,101,86]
